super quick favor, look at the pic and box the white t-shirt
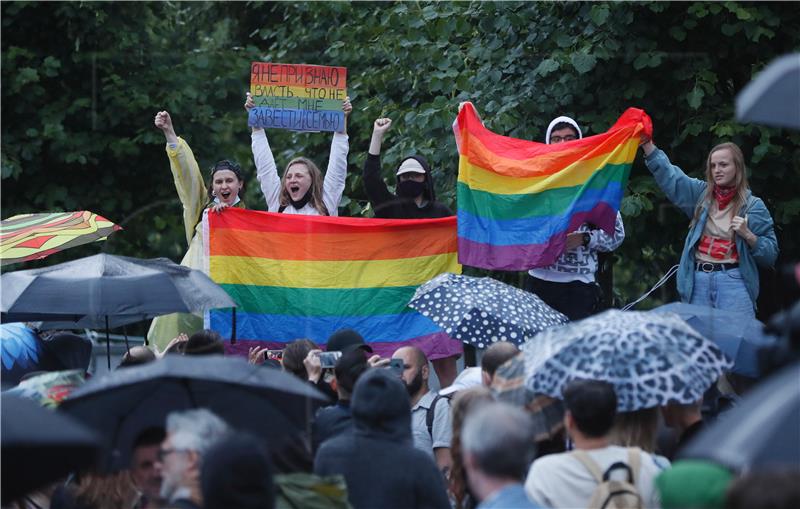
[524,446,669,509]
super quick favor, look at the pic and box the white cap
[396,158,426,176]
[545,116,583,144]
[439,367,483,396]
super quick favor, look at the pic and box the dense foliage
[3,1,799,317]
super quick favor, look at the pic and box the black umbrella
[408,273,567,348]
[678,361,800,471]
[1,253,237,367]
[736,53,800,130]
[59,355,329,472]
[1,394,102,504]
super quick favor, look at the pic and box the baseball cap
[395,158,427,176]
[326,328,373,354]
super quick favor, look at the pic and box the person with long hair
[245,93,352,216]
[608,407,668,463]
[147,111,250,347]
[449,387,494,509]
[641,138,778,317]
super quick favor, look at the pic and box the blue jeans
[690,267,755,319]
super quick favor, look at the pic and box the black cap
[326,328,373,354]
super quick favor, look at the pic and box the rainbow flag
[204,209,463,359]
[453,102,652,270]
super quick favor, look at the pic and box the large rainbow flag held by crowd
[204,209,463,358]
[453,102,652,271]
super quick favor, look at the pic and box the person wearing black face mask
[363,118,453,220]
[363,117,459,389]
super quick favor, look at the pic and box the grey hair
[165,409,230,458]
[461,402,536,480]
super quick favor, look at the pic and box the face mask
[397,179,426,199]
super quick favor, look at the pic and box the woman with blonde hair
[245,93,352,216]
[608,407,660,453]
[641,137,778,317]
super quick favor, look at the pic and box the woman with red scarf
[640,138,778,317]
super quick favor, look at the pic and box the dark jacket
[363,153,453,219]
[312,400,353,453]
[314,370,450,509]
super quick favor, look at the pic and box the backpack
[572,448,644,509]
[425,393,452,438]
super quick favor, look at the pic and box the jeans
[690,267,755,319]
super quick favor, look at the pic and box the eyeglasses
[157,448,187,461]
[549,135,577,143]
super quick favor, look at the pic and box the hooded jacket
[313,369,450,509]
[363,154,453,219]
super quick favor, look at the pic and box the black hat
[326,328,373,354]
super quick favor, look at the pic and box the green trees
[3,1,798,312]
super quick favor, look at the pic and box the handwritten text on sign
[248,63,347,132]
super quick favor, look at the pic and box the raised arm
[363,118,396,208]
[641,140,707,218]
[154,111,207,246]
[321,96,352,216]
[245,93,281,212]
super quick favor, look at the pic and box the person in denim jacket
[640,137,778,317]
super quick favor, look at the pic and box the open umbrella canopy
[1,322,45,385]
[679,361,800,471]
[522,310,733,411]
[408,273,567,348]
[2,394,102,504]
[1,253,235,328]
[652,302,776,378]
[60,354,329,471]
[736,53,800,130]
[0,211,121,267]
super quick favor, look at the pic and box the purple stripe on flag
[458,203,618,270]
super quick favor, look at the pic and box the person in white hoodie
[245,92,352,216]
[524,116,625,320]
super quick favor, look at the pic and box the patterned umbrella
[408,273,567,348]
[522,309,733,411]
[0,211,121,266]
[6,369,86,407]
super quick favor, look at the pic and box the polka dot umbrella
[408,273,567,348]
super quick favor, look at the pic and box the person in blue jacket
[640,137,778,318]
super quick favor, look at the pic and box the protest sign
[248,62,347,132]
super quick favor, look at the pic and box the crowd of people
[3,93,795,509]
[8,327,799,509]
